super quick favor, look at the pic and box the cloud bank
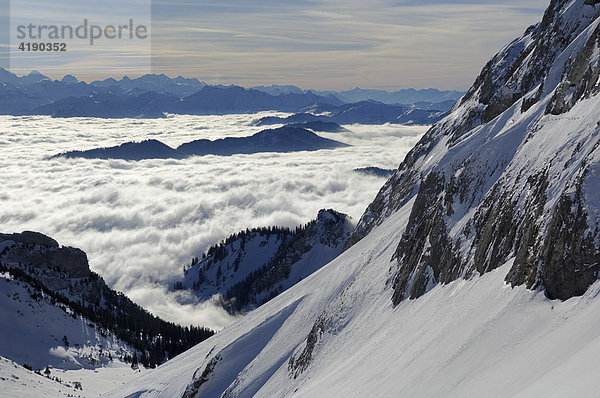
[0,113,426,329]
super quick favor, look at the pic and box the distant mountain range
[253,101,445,126]
[0,69,206,96]
[251,85,465,105]
[0,68,459,123]
[53,126,349,160]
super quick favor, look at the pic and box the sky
[3,0,550,90]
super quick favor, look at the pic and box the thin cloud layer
[149,0,549,90]
[0,113,426,330]
[8,1,549,89]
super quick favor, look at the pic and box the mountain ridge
[53,126,349,160]
[0,68,453,122]
[179,209,353,314]
[250,85,465,105]
[346,0,600,304]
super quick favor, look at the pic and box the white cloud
[0,113,426,330]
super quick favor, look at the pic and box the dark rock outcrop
[391,172,460,304]
[0,231,59,248]
[287,121,349,133]
[354,167,396,178]
[56,139,184,160]
[1,231,90,278]
[178,127,348,157]
[546,20,600,115]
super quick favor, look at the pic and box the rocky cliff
[0,231,91,278]
[346,0,600,304]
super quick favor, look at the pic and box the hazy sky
[6,0,550,90]
[151,0,549,90]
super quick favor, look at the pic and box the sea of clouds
[0,113,426,329]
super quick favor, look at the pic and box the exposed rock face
[48,247,91,278]
[391,172,460,304]
[0,231,91,278]
[345,0,600,304]
[288,315,326,378]
[353,167,395,178]
[0,231,59,248]
[182,354,221,398]
[546,19,600,115]
[539,192,600,299]
[287,278,354,378]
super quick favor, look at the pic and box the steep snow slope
[110,196,600,398]
[105,199,414,398]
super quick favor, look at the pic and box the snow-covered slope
[0,271,136,371]
[0,356,83,398]
[0,354,145,398]
[111,1,600,396]
[105,201,413,397]
[109,197,600,398]
[180,209,353,313]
